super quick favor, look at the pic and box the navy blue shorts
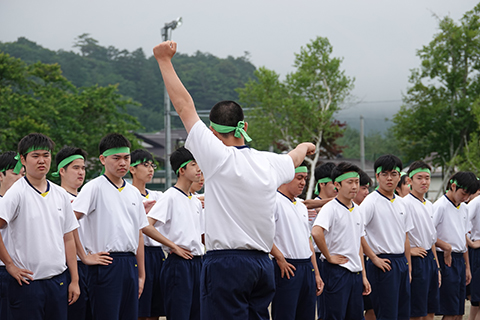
[315,253,325,320]
[410,250,439,317]
[436,251,466,316]
[9,270,68,320]
[161,253,202,320]
[88,252,138,320]
[0,266,11,320]
[271,258,316,320]
[67,261,92,320]
[138,246,165,317]
[201,250,275,320]
[366,253,410,320]
[470,247,480,303]
[323,261,364,320]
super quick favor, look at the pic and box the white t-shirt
[468,195,480,241]
[433,195,468,253]
[66,192,86,261]
[142,189,163,247]
[147,187,204,256]
[361,190,413,255]
[0,196,6,267]
[273,192,312,260]
[185,120,295,252]
[314,198,364,272]
[0,177,79,280]
[404,193,437,250]
[72,175,149,254]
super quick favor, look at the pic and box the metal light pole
[161,17,182,189]
[360,115,365,171]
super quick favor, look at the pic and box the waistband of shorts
[205,249,269,258]
[108,252,135,257]
[168,252,203,260]
[145,246,165,252]
[437,251,464,257]
[0,265,5,271]
[284,258,311,264]
[315,252,322,259]
[377,253,405,259]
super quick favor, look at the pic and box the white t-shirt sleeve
[72,180,97,216]
[313,203,332,232]
[432,204,443,228]
[137,193,149,230]
[147,192,171,225]
[361,198,374,228]
[260,152,295,187]
[185,120,230,177]
[0,186,20,224]
[63,195,79,234]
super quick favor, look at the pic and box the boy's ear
[129,166,136,175]
[20,154,26,166]
[244,121,248,132]
[99,154,106,166]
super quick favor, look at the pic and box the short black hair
[447,171,479,195]
[170,147,195,177]
[55,147,88,170]
[131,149,154,165]
[209,101,244,139]
[314,162,336,182]
[99,133,131,155]
[0,151,18,176]
[331,162,361,184]
[407,161,432,177]
[359,169,372,187]
[374,154,403,174]
[18,133,55,158]
[396,174,409,188]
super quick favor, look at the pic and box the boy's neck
[26,173,48,193]
[174,176,193,195]
[377,186,395,200]
[410,189,425,202]
[277,186,295,202]
[132,179,147,195]
[445,191,458,207]
[318,191,329,200]
[61,183,78,196]
[336,194,353,209]
[104,171,124,188]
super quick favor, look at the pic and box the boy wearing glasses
[129,149,165,320]
[361,154,413,320]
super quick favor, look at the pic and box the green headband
[295,166,308,173]
[376,166,401,175]
[13,146,51,174]
[176,160,193,175]
[130,158,149,168]
[315,177,332,194]
[335,171,360,182]
[51,155,84,177]
[450,179,465,190]
[100,147,131,175]
[408,168,431,178]
[210,121,252,143]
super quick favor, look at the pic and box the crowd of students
[0,39,479,320]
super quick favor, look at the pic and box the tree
[238,36,354,199]
[0,52,142,179]
[391,4,480,196]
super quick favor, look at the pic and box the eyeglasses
[379,171,399,178]
[141,162,157,170]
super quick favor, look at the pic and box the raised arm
[288,142,315,168]
[153,41,200,133]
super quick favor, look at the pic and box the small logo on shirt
[57,208,62,211]
[399,212,404,215]
[132,203,136,206]
[356,222,360,226]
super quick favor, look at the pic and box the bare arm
[142,218,193,259]
[404,234,412,282]
[303,198,333,210]
[287,143,316,168]
[311,225,348,264]
[309,240,324,296]
[361,236,391,272]
[435,238,452,267]
[153,41,200,133]
[270,244,295,279]
[64,231,80,305]
[136,231,145,298]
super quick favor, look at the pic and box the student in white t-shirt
[129,149,165,320]
[270,165,323,320]
[0,151,25,320]
[72,133,149,320]
[153,40,315,320]
[146,146,203,320]
[312,162,371,320]
[361,154,413,320]
[403,161,440,320]
[433,172,479,319]
[0,133,80,320]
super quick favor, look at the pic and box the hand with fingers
[68,281,80,305]
[372,256,392,272]
[327,255,349,265]
[277,258,296,279]
[171,245,193,260]
[153,41,177,62]
[83,252,113,266]
[6,263,33,286]
[410,247,428,258]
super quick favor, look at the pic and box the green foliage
[392,4,480,173]
[0,52,142,179]
[0,36,257,132]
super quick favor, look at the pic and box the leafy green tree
[391,4,480,196]
[0,52,142,179]
[238,36,354,199]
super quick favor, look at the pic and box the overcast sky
[1,0,478,130]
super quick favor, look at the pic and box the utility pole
[360,115,365,171]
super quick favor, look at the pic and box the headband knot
[210,121,252,143]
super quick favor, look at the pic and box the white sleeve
[147,192,172,225]
[137,193,149,230]
[72,180,97,216]
[432,203,443,228]
[185,120,230,177]
[0,185,21,224]
[313,203,332,232]
[260,151,295,187]
[63,193,79,234]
